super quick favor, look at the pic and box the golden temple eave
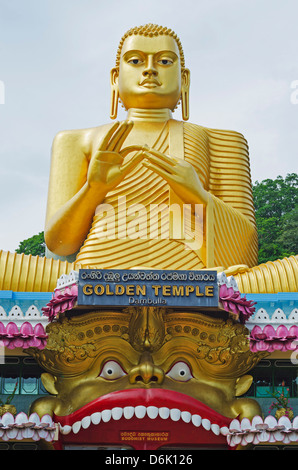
[233,255,298,294]
[0,249,297,294]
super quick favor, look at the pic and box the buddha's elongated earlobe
[110,68,119,120]
[181,68,190,121]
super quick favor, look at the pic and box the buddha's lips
[54,388,232,434]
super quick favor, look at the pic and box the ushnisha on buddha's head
[110,24,190,120]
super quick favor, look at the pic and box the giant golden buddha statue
[0,23,297,293]
[45,23,257,271]
[2,23,296,451]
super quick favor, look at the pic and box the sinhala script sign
[78,269,218,308]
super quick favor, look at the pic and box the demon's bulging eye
[166,362,193,382]
[99,361,126,380]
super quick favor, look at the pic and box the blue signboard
[78,269,218,309]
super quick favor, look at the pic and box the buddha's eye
[158,59,173,66]
[128,58,143,65]
[99,361,126,380]
[166,362,193,382]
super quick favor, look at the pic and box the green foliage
[16,231,46,257]
[253,173,298,264]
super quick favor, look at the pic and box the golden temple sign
[77,269,218,308]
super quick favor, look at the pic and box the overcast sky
[0,0,297,253]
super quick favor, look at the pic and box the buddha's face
[114,34,189,110]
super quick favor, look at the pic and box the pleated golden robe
[75,120,258,270]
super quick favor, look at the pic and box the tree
[253,173,298,264]
[276,205,298,254]
[16,232,46,257]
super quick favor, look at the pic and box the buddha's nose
[129,352,164,385]
[143,56,158,77]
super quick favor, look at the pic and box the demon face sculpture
[29,307,265,450]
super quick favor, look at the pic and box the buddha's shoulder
[185,121,248,145]
[53,123,115,153]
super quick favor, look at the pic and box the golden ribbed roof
[0,249,297,294]
[0,250,75,292]
[234,255,298,294]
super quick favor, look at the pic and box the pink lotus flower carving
[0,322,47,349]
[41,284,78,322]
[219,285,256,322]
[250,324,298,352]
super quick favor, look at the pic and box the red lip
[54,389,234,449]
[55,388,232,428]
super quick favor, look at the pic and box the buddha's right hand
[87,121,144,195]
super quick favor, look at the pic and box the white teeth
[62,406,227,437]
[181,411,191,423]
[72,421,81,434]
[192,414,202,427]
[211,423,220,435]
[81,416,91,429]
[159,407,170,420]
[123,406,135,420]
[147,406,159,419]
[60,425,72,435]
[202,418,211,431]
[91,412,101,425]
[170,408,181,422]
[101,409,112,423]
[220,426,229,436]
[112,407,123,421]
[135,405,146,419]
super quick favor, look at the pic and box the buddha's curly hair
[115,24,185,68]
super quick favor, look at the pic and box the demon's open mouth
[55,389,233,449]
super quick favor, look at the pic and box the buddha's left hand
[142,148,209,205]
